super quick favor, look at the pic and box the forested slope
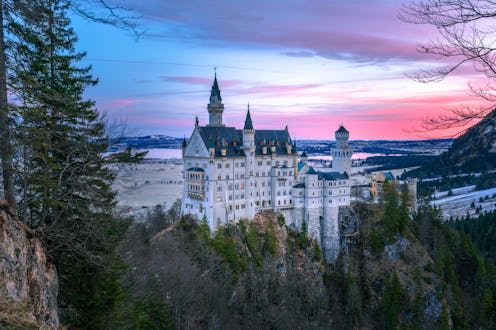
[115,194,496,329]
[406,110,496,178]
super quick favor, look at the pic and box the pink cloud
[362,93,482,107]
[231,83,323,95]
[82,1,490,140]
[137,118,192,127]
[103,99,138,109]
[226,95,485,140]
[131,0,439,63]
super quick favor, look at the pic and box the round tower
[330,125,353,175]
[335,125,349,148]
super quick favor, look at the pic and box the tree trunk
[0,0,16,210]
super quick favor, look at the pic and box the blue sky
[72,0,485,140]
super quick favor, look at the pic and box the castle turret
[242,107,256,219]
[207,73,225,126]
[330,125,353,175]
[242,108,255,146]
[300,150,308,164]
[181,135,187,157]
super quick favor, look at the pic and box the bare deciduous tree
[400,0,496,132]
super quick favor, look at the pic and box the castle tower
[242,108,255,146]
[207,73,225,126]
[330,125,353,175]
[181,135,187,157]
[242,107,256,219]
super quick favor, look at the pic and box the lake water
[140,148,385,160]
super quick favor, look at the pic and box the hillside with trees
[114,188,496,329]
[405,110,496,180]
[449,210,496,262]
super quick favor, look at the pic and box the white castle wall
[322,206,340,262]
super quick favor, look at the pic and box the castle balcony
[187,192,205,200]
[186,167,206,181]
[275,206,293,211]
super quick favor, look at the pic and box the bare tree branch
[68,0,144,37]
[400,0,496,134]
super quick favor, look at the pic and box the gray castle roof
[384,171,395,181]
[336,125,348,134]
[306,167,318,175]
[197,126,243,157]
[318,171,348,180]
[196,126,296,158]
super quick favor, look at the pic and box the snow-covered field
[113,161,183,212]
[431,186,496,219]
[111,157,496,221]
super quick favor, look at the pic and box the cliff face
[0,200,59,329]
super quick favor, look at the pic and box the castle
[181,75,352,262]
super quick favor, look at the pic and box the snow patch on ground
[431,186,496,219]
[113,161,183,215]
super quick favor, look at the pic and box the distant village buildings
[370,171,418,210]
[181,75,353,262]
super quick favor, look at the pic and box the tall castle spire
[244,104,253,130]
[207,72,225,126]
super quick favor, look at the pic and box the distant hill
[111,135,183,149]
[406,110,496,178]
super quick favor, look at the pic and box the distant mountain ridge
[407,110,496,177]
[111,135,183,149]
[111,135,453,157]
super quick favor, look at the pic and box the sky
[72,0,487,140]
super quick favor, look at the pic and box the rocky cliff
[0,200,59,329]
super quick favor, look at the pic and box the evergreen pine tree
[412,269,424,327]
[382,270,404,330]
[263,218,277,256]
[481,288,494,329]
[246,221,259,253]
[10,1,135,325]
[399,182,410,229]
[439,304,450,330]
[382,180,402,240]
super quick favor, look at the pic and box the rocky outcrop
[0,200,59,329]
